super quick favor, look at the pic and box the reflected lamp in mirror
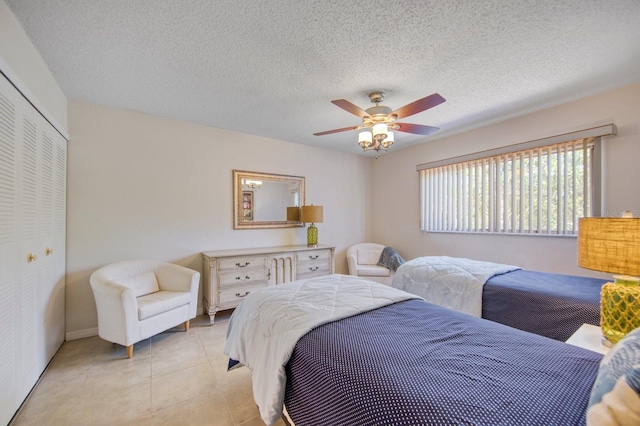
[578,216,640,346]
[301,205,323,247]
[233,170,305,229]
[286,206,300,222]
[242,179,262,190]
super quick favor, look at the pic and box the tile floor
[11,312,286,426]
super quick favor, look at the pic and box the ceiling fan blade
[391,93,446,119]
[331,99,369,118]
[394,122,440,135]
[313,125,361,136]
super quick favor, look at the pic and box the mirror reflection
[233,170,305,229]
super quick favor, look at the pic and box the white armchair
[346,243,394,286]
[90,260,200,358]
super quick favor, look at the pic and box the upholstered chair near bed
[89,260,200,358]
[346,243,394,286]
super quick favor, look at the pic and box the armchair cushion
[357,249,383,265]
[137,291,191,321]
[113,271,160,297]
[357,265,391,277]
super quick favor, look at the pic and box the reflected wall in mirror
[233,170,305,229]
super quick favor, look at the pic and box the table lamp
[286,206,300,221]
[300,205,323,247]
[578,216,640,346]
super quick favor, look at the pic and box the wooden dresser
[202,244,335,323]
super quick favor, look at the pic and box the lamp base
[307,223,318,247]
[601,336,615,348]
[600,281,640,345]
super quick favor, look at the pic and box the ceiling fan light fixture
[314,91,445,155]
[372,123,387,138]
[358,130,373,145]
[358,130,373,148]
[384,131,394,147]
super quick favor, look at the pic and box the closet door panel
[0,75,18,426]
[16,107,41,402]
[52,135,66,353]
[37,130,54,369]
[41,129,65,365]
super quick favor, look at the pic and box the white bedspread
[392,256,521,317]
[224,274,421,425]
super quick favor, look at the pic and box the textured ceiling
[6,0,640,156]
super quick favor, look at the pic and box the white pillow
[357,249,382,265]
[113,271,160,297]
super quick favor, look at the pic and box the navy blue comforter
[285,299,601,426]
[483,270,606,341]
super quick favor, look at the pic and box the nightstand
[566,323,610,355]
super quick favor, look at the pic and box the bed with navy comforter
[483,269,606,341]
[225,275,602,425]
[393,256,607,341]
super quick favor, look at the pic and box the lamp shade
[578,218,640,276]
[385,131,394,143]
[372,123,387,137]
[301,205,323,223]
[286,206,300,221]
[358,131,372,144]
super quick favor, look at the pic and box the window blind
[418,125,616,235]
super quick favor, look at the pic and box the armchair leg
[126,345,133,359]
[184,320,190,332]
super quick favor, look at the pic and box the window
[417,125,615,236]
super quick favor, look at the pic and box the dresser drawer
[218,256,266,271]
[219,269,267,286]
[297,259,331,278]
[219,282,266,307]
[296,250,331,263]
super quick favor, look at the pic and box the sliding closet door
[17,96,41,402]
[0,72,66,425]
[38,125,66,370]
[0,72,19,426]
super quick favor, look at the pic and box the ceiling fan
[314,90,446,152]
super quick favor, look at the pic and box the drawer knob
[235,291,250,298]
[27,253,37,263]
[309,255,319,260]
[235,276,251,280]
[309,266,319,271]
[235,262,250,267]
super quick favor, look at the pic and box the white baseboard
[66,327,98,341]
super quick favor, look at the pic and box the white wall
[0,0,67,133]
[66,101,372,337]
[372,82,640,279]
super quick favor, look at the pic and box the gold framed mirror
[233,170,305,229]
